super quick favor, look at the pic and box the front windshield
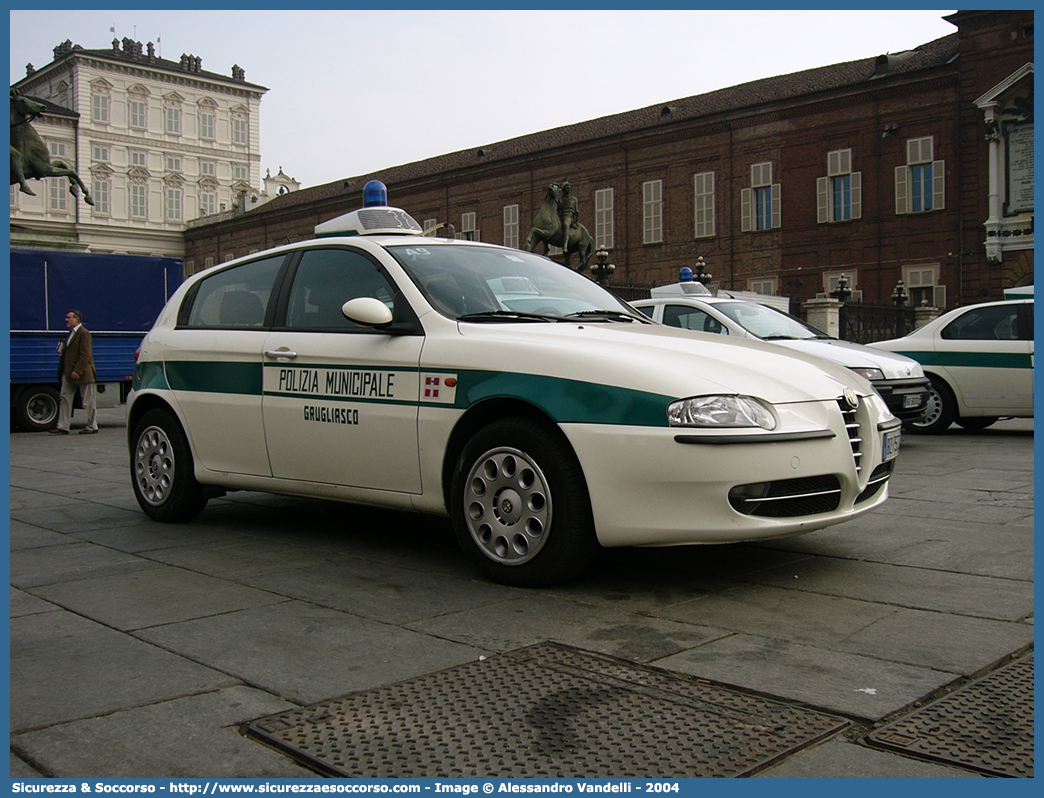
[385,243,638,321]
[715,301,829,340]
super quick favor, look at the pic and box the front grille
[838,398,863,473]
[855,461,894,504]
[729,475,842,518]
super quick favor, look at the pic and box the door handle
[264,348,297,360]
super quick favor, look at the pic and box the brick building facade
[184,10,1033,309]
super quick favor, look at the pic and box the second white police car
[129,182,901,586]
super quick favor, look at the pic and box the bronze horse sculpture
[11,90,94,205]
[523,182,595,271]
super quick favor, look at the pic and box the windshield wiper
[565,310,644,323]
[458,310,564,323]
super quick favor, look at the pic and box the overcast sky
[10,8,959,190]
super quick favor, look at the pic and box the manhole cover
[248,642,848,777]
[867,654,1033,777]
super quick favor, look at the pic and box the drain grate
[867,654,1033,777]
[248,642,848,778]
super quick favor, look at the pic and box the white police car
[631,274,931,423]
[869,298,1033,433]
[129,182,901,586]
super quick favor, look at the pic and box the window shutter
[932,160,945,210]
[850,172,862,219]
[694,172,715,238]
[741,187,752,232]
[895,166,909,214]
[771,184,781,228]
[817,177,830,223]
[933,285,947,309]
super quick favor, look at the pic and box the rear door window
[180,255,286,328]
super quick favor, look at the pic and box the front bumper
[871,377,931,421]
[562,395,898,548]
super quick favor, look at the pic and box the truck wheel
[15,386,60,431]
[450,417,597,587]
[131,408,208,522]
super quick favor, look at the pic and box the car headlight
[667,395,777,430]
[849,367,885,381]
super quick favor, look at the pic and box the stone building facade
[183,10,1032,307]
[11,37,268,257]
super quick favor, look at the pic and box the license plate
[882,428,902,462]
[903,394,923,409]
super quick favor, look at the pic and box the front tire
[131,408,208,522]
[904,375,956,434]
[450,417,597,587]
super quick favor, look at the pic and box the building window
[92,178,110,214]
[693,172,715,238]
[166,187,183,221]
[92,145,110,162]
[130,150,148,168]
[423,218,438,235]
[129,99,147,129]
[92,93,109,123]
[204,257,214,269]
[233,117,248,145]
[503,204,519,248]
[749,278,777,295]
[594,188,614,249]
[896,137,945,214]
[904,265,946,309]
[742,163,781,231]
[48,141,68,159]
[818,149,862,223]
[130,183,147,219]
[824,271,859,301]
[11,184,18,208]
[233,164,248,181]
[200,161,216,177]
[49,177,68,212]
[642,180,663,244]
[165,156,183,172]
[200,111,215,141]
[200,191,217,216]
[166,106,181,135]
[460,212,478,241]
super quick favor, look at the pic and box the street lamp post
[830,274,852,303]
[590,248,616,284]
[891,279,909,337]
[694,256,712,285]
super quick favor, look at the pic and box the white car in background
[128,183,901,586]
[631,280,931,424]
[869,299,1034,433]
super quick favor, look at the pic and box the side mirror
[342,297,394,328]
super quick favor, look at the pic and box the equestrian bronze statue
[523,181,595,271]
[10,89,94,206]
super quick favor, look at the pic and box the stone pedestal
[802,297,842,338]
[914,305,941,329]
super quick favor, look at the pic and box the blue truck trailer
[10,248,182,431]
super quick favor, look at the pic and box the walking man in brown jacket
[51,309,98,434]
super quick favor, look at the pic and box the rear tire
[956,416,999,431]
[131,408,208,522]
[15,386,60,431]
[904,375,956,434]
[450,417,597,587]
